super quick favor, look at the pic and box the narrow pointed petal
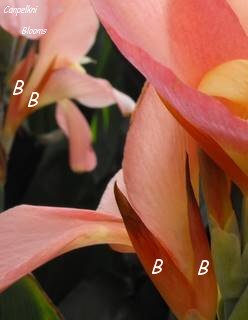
[123,84,194,279]
[56,100,97,172]
[91,0,248,86]
[3,48,36,137]
[40,66,135,115]
[0,205,130,293]
[185,163,217,318]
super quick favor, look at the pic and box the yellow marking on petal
[198,60,248,119]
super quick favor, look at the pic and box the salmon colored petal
[56,100,96,173]
[114,184,215,319]
[123,84,194,279]
[0,204,130,293]
[185,163,217,317]
[227,0,248,34]
[185,134,199,201]
[40,0,99,62]
[91,17,248,192]
[0,0,62,39]
[3,48,36,140]
[40,66,135,115]
[91,0,248,86]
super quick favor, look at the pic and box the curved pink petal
[89,9,248,192]
[0,0,62,39]
[98,170,134,253]
[98,170,125,216]
[0,204,130,293]
[91,0,248,86]
[56,100,96,173]
[40,66,135,115]
[227,0,248,34]
[123,84,194,279]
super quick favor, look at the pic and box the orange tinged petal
[56,100,97,172]
[0,205,130,293]
[114,184,195,319]
[115,183,216,319]
[123,84,194,280]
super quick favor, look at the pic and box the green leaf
[0,275,63,320]
[211,227,246,300]
[229,284,248,320]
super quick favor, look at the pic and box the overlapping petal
[0,205,130,293]
[123,84,199,280]
[114,84,217,316]
[90,0,248,192]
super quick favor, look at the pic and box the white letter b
[28,92,39,108]
[13,80,24,96]
[152,259,163,275]
[198,260,209,276]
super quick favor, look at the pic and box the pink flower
[90,0,248,192]
[1,0,135,172]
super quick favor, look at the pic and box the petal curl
[0,205,130,293]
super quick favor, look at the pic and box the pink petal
[123,84,194,280]
[0,0,62,39]
[227,0,248,34]
[40,0,99,62]
[40,66,135,115]
[56,99,97,173]
[0,205,130,293]
[98,169,130,217]
[98,170,134,253]
[90,12,248,192]
[91,0,248,86]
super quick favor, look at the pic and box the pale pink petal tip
[56,100,97,173]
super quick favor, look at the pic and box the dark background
[2,28,170,319]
